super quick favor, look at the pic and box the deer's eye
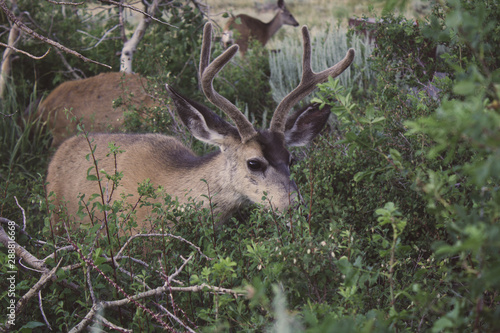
[247,159,266,172]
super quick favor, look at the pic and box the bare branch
[16,260,62,322]
[45,0,84,5]
[155,303,198,333]
[78,24,121,51]
[166,254,193,284]
[0,0,112,69]
[0,217,33,241]
[42,245,75,262]
[101,282,246,309]
[100,0,177,27]
[68,304,99,333]
[0,41,50,60]
[94,314,132,333]
[38,290,52,331]
[53,48,83,80]
[68,238,176,332]
[0,221,46,271]
[14,196,26,231]
[116,232,212,261]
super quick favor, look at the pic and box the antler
[270,26,355,134]
[199,23,258,142]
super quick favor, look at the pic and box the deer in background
[222,0,299,55]
[46,23,355,233]
[27,1,163,147]
[34,72,159,147]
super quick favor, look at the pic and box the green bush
[212,40,275,128]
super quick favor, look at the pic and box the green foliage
[2,0,500,331]
[133,0,205,97]
[5,1,120,97]
[0,82,51,229]
[214,41,275,128]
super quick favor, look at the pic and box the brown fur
[46,131,299,233]
[46,23,354,236]
[36,72,158,147]
[222,0,299,54]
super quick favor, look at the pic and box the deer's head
[276,0,299,27]
[166,23,355,214]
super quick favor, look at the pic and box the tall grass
[268,24,375,105]
[0,81,52,178]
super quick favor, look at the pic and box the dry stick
[0,222,46,271]
[155,303,197,333]
[115,233,211,261]
[101,283,246,308]
[0,217,31,241]
[13,196,26,231]
[16,261,61,311]
[79,24,121,51]
[0,222,81,332]
[0,17,21,99]
[0,0,111,69]
[99,0,176,27]
[0,41,50,60]
[45,0,84,5]
[94,314,132,333]
[38,290,52,331]
[159,255,198,331]
[67,238,177,333]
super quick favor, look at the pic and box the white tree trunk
[0,23,20,99]
[120,0,160,73]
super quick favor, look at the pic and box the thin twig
[155,303,197,333]
[0,0,112,68]
[94,314,132,333]
[0,41,50,59]
[38,290,52,331]
[13,196,26,231]
[67,238,176,332]
[99,0,177,27]
[116,233,211,261]
[78,24,121,51]
[16,259,62,318]
[45,0,84,5]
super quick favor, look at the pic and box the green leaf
[452,81,476,96]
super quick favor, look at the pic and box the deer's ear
[284,103,331,147]
[166,85,237,145]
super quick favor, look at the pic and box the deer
[33,72,159,147]
[46,22,355,234]
[222,0,299,55]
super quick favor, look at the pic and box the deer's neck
[179,152,248,221]
[264,13,284,43]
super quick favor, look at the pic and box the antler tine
[199,23,258,142]
[270,26,356,134]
